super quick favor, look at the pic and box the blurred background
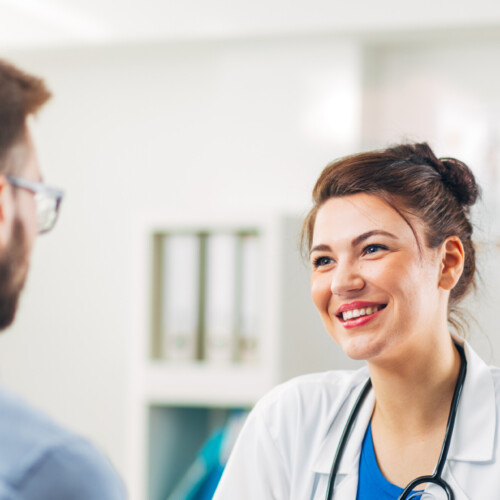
[2,1,500,499]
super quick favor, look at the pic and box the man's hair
[0,59,51,171]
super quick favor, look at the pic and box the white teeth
[342,306,381,321]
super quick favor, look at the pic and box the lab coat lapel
[424,467,471,500]
[446,339,496,463]
[421,339,495,500]
[427,339,496,500]
[312,378,375,500]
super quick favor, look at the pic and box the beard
[0,217,28,330]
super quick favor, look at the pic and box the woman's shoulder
[252,367,369,427]
[265,367,368,400]
[238,367,370,474]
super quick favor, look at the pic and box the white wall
[4,0,500,49]
[0,38,361,489]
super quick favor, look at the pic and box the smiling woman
[308,193,462,364]
[213,143,500,500]
[303,143,478,319]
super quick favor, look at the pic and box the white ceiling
[2,0,500,49]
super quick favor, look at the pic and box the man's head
[0,59,53,329]
[0,60,50,170]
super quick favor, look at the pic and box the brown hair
[302,142,480,326]
[0,59,51,172]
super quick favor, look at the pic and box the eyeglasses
[6,176,64,234]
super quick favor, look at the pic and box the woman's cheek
[310,274,330,313]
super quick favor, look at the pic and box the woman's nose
[330,261,365,296]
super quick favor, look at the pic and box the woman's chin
[338,335,386,362]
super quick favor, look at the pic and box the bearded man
[0,60,126,499]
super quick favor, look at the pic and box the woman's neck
[367,334,463,487]
[368,334,461,434]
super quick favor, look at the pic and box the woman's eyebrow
[309,230,398,257]
[351,230,398,247]
[309,243,331,257]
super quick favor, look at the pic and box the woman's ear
[438,236,465,291]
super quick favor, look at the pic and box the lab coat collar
[311,366,373,491]
[311,338,496,492]
[447,337,496,463]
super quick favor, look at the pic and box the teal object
[193,463,225,500]
[166,429,224,500]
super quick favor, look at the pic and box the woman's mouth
[335,303,387,328]
[339,305,385,321]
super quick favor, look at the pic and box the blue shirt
[357,422,422,500]
[0,386,126,499]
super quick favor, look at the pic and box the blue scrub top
[357,422,422,500]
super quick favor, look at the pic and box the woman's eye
[312,256,333,268]
[363,244,387,255]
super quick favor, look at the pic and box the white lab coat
[213,339,500,499]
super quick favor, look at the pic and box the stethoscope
[325,343,467,500]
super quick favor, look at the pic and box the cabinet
[128,212,363,500]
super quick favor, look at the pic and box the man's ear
[0,175,14,248]
[438,236,465,291]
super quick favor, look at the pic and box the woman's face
[310,193,449,364]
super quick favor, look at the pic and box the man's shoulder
[0,386,125,499]
[0,385,73,456]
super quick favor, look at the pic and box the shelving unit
[129,212,364,500]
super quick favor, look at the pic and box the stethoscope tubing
[325,378,372,500]
[325,343,467,500]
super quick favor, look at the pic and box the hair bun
[410,143,479,207]
[436,157,479,207]
[412,142,479,207]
